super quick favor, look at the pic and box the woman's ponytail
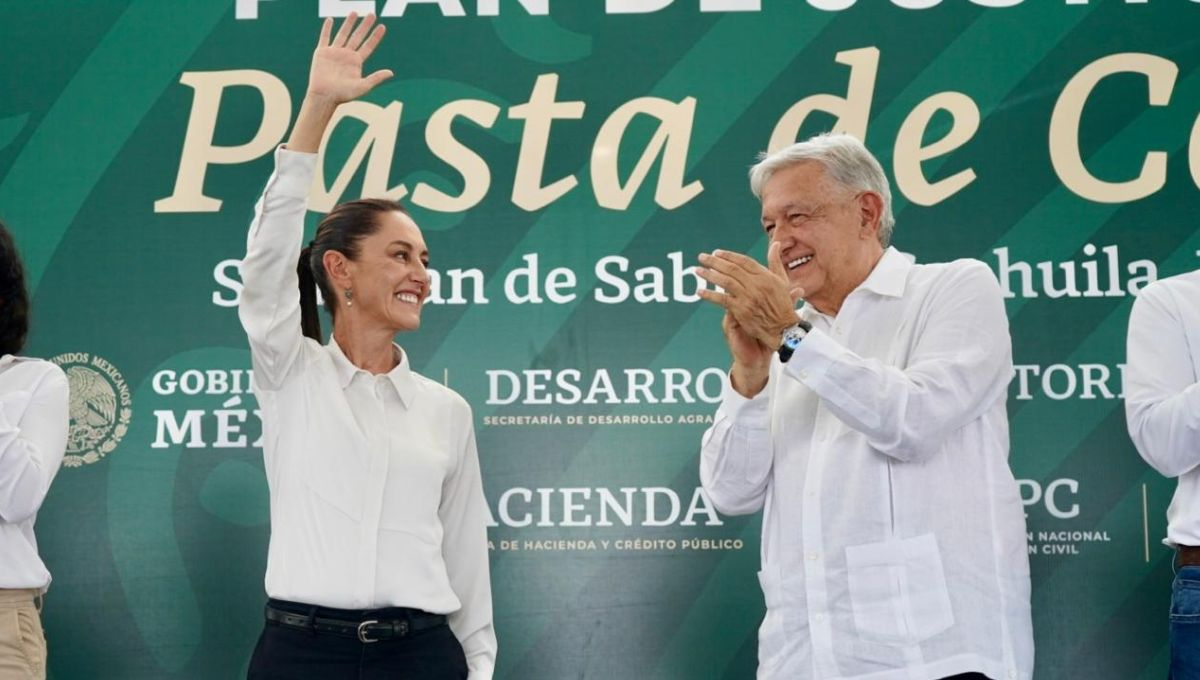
[297,244,322,341]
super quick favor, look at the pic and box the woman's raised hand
[306,14,393,105]
[287,14,392,153]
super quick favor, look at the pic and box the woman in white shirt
[0,220,69,680]
[240,14,495,680]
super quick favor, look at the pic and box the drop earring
[343,289,353,307]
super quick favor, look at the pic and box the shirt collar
[856,246,913,298]
[799,247,912,323]
[327,339,417,408]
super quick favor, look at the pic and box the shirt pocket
[845,533,954,645]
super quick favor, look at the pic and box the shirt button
[814,613,825,622]
[798,369,809,379]
[833,325,842,335]
[807,553,819,561]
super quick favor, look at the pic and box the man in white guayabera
[694,133,1033,680]
[1124,267,1200,679]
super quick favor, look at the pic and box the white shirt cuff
[782,327,850,389]
[717,373,770,430]
[271,145,319,198]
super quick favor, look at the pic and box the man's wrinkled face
[760,161,876,314]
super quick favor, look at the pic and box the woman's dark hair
[298,198,409,340]
[0,220,30,356]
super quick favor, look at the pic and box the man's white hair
[748,132,895,247]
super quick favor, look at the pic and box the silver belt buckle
[357,619,380,644]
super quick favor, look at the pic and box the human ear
[858,192,884,238]
[322,249,354,290]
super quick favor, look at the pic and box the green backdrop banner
[3,1,1198,678]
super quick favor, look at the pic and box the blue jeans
[1172,566,1200,679]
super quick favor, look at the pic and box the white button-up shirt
[0,355,68,590]
[701,249,1033,680]
[1125,269,1200,547]
[239,148,495,677]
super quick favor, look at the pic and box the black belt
[264,601,447,643]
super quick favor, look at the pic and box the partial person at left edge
[0,220,70,680]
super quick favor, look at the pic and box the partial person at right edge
[0,220,69,680]
[1124,268,1200,680]
[238,14,495,680]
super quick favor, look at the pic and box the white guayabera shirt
[0,355,68,590]
[1125,269,1200,548]
[239,148,496,678]
[701,248,1033,680]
